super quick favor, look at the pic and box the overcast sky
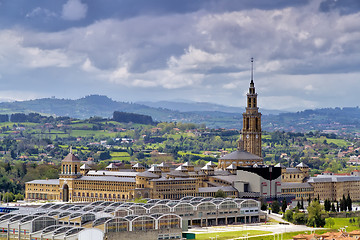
[0,0,359,111]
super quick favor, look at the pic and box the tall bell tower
[238,58,262,157]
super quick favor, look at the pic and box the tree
[300,197,304,209]
[347,193,352,211]
[307,201,326,227]
[324,199,331,211]
[261,202,267,211]
[293,212,307,225]
[14,193,24,201]
[331,203,336,212]
[281,198,287,213]
[284,210,293,222]
[2,192,14,202]
[215,189,226,198]
[271,200,280,214]
[340,195,346,211]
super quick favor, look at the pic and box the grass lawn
[69,130,118,138]
[110,152,130,157]
[195,230,272,240]
[248,230,329,240]
[327,217,360,232]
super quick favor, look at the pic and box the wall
[106,228,182,240]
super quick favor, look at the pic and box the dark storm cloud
[0,0,309,31]
[319,0,360,15]
[0,0,360,111]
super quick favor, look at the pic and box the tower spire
[251,57,254,84]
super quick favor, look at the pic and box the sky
[0,0,360,111]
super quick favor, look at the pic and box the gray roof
[80,163,91,170]
[148,166,161,172]
[106,163,119,169]
[137,171,159,178]
[198,186,237,193]
[281,182,313,189]
[285,168,302,173]
[274,163,286,168]
[220,150,261,160]
[158,162,169,167]
[167,170,189,177]
[226,164,237,170]
[76,176,135,183]
[188,171,205,176]
[211,175,238,184]
[87,170,138,177]
[205,161,217,167]
[308,175,360,183]
[175,165,187,171]
[132,163,145,168]
[150,177,197,182]
[62,153,80,162]
[26,179,60,185]
[296,162,309,168]
[201,165,214,170]
[214,169,231,176]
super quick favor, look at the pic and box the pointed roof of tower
[205,161,217,167]
[158,162,169,167]
[226,164,237,170]
[132,163,145,168]
[148,165,161,172]
[250,57,254,85]
[80,163,92,170]
[175,165,188,171]
[106,163,119,169]
[296,162,309,168]
[275,163,286,168]
[201,165,214,170]
[62,152,80,162]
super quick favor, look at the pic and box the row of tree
[113,111,154,125]
[324,194,352,212]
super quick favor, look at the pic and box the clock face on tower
[256,135,258,138]
[246,134,249,138]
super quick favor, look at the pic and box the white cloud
[26,7,57,18]
[0,30,80,71]
[1,1,360,109]
[62,0,87,21]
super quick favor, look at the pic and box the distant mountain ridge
[136,100,285,115]
[0,95,359,131]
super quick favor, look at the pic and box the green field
[110,151,131,160]
[195,230,272,240]
[308,137,350,147]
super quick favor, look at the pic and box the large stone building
[279,162,314,201]
[26,61,267,203]
[26,154,240,202]
[308,170,360,201]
